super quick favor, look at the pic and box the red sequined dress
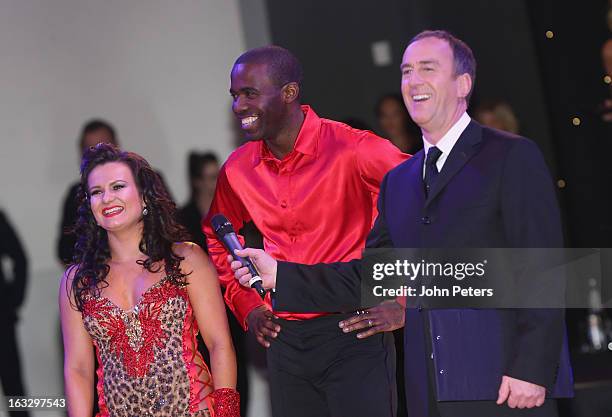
[82,276,214,417]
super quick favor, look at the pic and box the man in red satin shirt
[203,46,408,417]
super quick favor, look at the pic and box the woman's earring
[142,207,149,216]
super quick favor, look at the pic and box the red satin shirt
[203,106,409,328]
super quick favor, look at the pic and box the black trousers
[266,314,397,417]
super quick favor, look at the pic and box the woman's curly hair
[69,143,191,311]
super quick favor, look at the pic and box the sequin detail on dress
[82,277,214,417]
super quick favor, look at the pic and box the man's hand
[246,305,281,348]
[228,248,277,290]
[496,375,546,409]
[338,300,405,339]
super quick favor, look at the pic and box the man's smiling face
[230,62,288,142]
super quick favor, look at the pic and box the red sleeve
[202,164,266,330]
[355,133,410,194]
[356,134,409,307]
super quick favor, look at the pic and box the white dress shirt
[422,112,472,178]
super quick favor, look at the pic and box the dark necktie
[424,146,442,197]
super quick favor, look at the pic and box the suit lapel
[407,150,426,206]
[386,152,425,247]
[425,121,483,207]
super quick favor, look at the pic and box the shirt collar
[422,112,471,157]
[255,105,319,166]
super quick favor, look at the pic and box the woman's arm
[179,242,237,389]
[59,266,94,417]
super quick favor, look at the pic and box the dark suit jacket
[178,199,208,250]
[273,121,573,402]
[56,182,80,265]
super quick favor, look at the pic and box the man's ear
[282,82,300,103]
[457,73,472,100]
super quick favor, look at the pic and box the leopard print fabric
[82,277,213,417]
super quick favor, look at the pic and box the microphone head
[211,214,235,237]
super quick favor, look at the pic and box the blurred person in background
[178,152,220,250]
[0,209,30,417]
[474,99,520,134]
[59,143,240,417]
[375,93,423,154]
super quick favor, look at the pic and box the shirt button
[430,353,434,360]
[436,335,441,341]
[280,200,287,208]
[439,369,445,375]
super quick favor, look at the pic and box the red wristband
[210,388,240,417]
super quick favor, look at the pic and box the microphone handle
[222,233,267,299]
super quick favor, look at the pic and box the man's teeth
[241,116,258,128]
[412,94,431,102]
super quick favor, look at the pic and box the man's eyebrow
[401,59,440,70]
[418,59,439,66]
[230,87,258,94]
[400,63,411,70]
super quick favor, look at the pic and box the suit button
[439,369,445,375]
[418,306,423,312]
[421,216,431,225]
[280,200,287,208]
[436,335,441,341]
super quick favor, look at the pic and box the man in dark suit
[230,30,573,416]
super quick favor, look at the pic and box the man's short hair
[234,45,304,93]
[188,151,219,181]
[79,119,118,149]
[408,30,477,103]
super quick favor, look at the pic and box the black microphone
[211,214,267,299]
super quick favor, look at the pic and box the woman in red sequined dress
[59,143,240,417]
